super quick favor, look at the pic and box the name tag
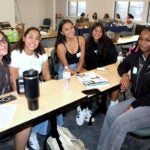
[76,52,81,58]
[133,67,138,74]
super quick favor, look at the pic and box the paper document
[0,104,16,128]
[76,72,109,89]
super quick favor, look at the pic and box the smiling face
[61,22,75,39]
[23,29,41,54]
[138,30,150,57]
[0,33,8,59]
[92,26,103,42]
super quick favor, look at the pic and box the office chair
[40,18,51,32]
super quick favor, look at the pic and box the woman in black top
[97,26,150,150]
[55,19,86,79]
[85,22,119,107]
[85,22,118,70]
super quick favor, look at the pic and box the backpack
[50,49,59,79]
[47,126,88,150]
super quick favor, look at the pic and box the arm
[76,36,86,73]
[41,60,51,81]
[9,66,19,90]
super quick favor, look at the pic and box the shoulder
[11,49,22,58]
[57,43,66,53]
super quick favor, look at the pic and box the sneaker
[84,108,95,122]
[28,133,40,150]
[76,108,87,126]
[76,106,95,125]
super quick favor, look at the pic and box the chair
[50,49,59,79]
[40,18,51,32]
[129,127,150,138]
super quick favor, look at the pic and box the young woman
[91,12,98,22]
[85,22,119,107]
[9,27,51,150]
[55,19,86,79]
[55,19,90,126]
[97,27,150,150]
[0,31,13,95]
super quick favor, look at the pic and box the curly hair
[13,27,45,58]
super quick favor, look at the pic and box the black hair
[0,31,11,64]
[55,19,74,50]
[92,12,98,21]
[13,27,45,58]
[86,22,115,58]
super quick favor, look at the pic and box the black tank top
[63,36,81,64]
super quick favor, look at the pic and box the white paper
[0,104,17,128]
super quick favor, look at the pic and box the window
[68,0,86,17]
[147,2,150,23]
[114,1,144,22]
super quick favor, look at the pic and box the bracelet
[122,73,129,78]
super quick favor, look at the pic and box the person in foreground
[85,22,119,107]
[97,27,150,150]
[9,27,51,150]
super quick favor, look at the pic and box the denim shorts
[58,63,78,79]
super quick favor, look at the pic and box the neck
[143,51,150,59]
[0,56,3,64]
[24,49,34,55]
[66,36,75,42]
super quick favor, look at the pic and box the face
[61,22,75,39]
[138,30,150,55]
[92,26,103,42]
[0,33,8,57]
[23,30,41,52]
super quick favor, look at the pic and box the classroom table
[76,25,128,36]
[41,30,57,39]
[115,35,139,45]
[45,47,54,57]
[0,63,121,148]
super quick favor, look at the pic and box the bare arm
[41,60,51,81]
[76,36,86,73]
[9,66,19,90]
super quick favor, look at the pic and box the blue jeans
[97,97,150,150]
[58,63,78,79]
[32,115,64,135]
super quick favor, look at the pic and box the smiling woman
[55,19,86,79]
[9,27,51,150]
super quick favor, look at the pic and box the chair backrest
[50,49,59,79]
[43,18,51,26]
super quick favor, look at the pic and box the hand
[126,106,134,112]
[120,74,130,92]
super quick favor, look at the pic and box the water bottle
[63,66,71,90]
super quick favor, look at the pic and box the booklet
[76,72,109,89]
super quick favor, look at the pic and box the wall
[15,0,46,29]
[0,0,15,26]
[56,0,149,25]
